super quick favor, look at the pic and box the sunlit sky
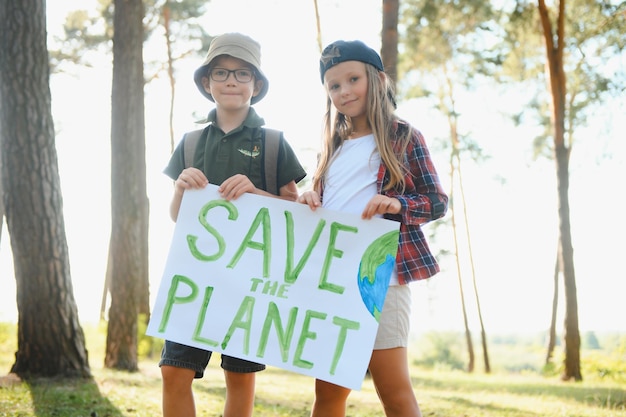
[1,0,625,336]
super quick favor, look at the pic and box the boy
[160,32,306,417]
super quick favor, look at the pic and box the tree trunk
[312,0,323,52]
[556,144,581,380]
[455,153,491,373]
[537,0,581,381]
[545,251,559,365]
[0,0,90,378]
[381,0,399,83]
[100,239,113,321]
[439,72,475,373]
[0,152,4,241]
[449,150,474,373]
[104,0,148,371]
[162,1,177,153]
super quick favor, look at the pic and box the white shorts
[373,285,411,350]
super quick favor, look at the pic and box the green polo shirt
[164,108,306,192]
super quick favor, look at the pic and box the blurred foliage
[410,329,626,382]
[49,0,213,77]
[138,314,164,359]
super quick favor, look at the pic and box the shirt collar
[204,107,266,130]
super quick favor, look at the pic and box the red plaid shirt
[380,121,447,284]
[321,121,448,284]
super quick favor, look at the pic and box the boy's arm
[277,180,299,202]
[170,167,209,221]
[169,187,184,222]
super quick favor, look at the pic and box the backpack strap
[263,128,281,196]
[183,126,281,195]
[183,129,204,168]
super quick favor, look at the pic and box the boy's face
[202,56,263,109]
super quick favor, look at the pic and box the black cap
[319,40,384,83]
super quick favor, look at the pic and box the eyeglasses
[209,68,254,83]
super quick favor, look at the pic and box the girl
[297,40,448,417]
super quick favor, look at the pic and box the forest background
[1,0,625,353]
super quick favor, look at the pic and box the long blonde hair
[312,64,412,193]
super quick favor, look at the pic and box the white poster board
[147,185,399,390]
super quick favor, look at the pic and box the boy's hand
[219,174,256,200]
[296,191,321,210]
[175,167,209,193]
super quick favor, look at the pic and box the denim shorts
[159,340,266,378]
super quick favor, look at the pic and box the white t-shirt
[323,134,379,214]
[323,134,399,285]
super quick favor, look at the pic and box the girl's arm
[383,130,448,225]
[361,194,402,219]
[296,190,322,210]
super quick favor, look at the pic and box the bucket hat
[193,33,269,104]
[319,40,384,84]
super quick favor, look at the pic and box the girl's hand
[219,174,256,200]
[175,167,209,193]
[362,195,401,219]
[297,191,322,210]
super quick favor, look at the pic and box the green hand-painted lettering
[284,211,326,284]
[276,283,290,298]
[228,207,271,277]
[329,317,360,375]
[249,278,263,292]
[221,296,255,354]
[319,222,358,294]
[187,200,238,261]
[263,280,279,295]
[158,275,198,332]
[293,310,327,369]
[192,286,219,347]
[257,302,298,362]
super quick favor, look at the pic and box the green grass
[1,323,624,417]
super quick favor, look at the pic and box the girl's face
[202,56,262,109]
[323,60,369,122]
